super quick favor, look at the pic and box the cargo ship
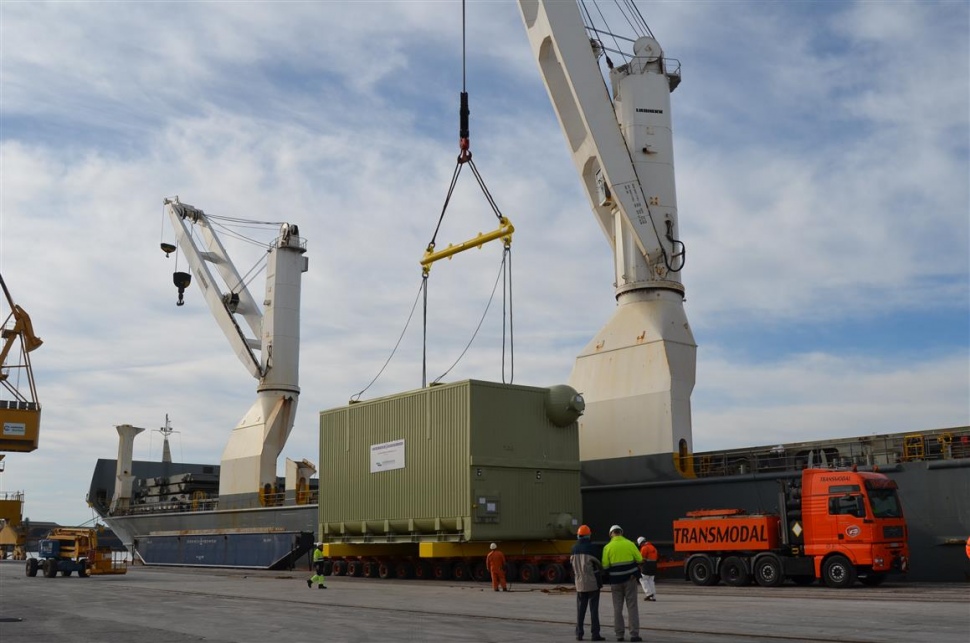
[87,422,970,580]
[87,2,968,582]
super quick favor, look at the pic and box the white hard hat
[637,537,646,546]
[489,542,497,550]
[609,524,623,534]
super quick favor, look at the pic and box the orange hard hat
[577,524,591,537]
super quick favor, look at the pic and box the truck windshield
[867,487,903,518]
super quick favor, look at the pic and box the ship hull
[90,428,970,580]
[102,507,316,569]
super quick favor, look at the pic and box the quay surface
[0,561,967,642]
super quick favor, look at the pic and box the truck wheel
[687,556,717,586]
[61,570,73,577]
[26,558,38,577]
[859,572,886,587]
[753,554,785,587]
[822,555,856,589]
[720,556,750,586]
[78,561,89,578]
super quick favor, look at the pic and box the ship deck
[1,560,967,642]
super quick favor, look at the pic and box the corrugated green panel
[318,380,580,543]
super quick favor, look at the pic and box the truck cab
[799,469,908,586]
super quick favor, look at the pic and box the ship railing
[123,497,220,516]
[686,426,970,478]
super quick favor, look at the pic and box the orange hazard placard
[673,515,780,552]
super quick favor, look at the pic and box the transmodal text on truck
[673,468,909,588]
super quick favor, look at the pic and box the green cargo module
[318,380,584,543]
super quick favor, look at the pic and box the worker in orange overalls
[486,542,508,592]
[636,536,658,601]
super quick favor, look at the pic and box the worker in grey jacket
[570,524,605,641]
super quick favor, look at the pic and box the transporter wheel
[859,572,886,587]
[720,556,750,587]
[432,561,452,581]
[413,561,433,580]
[471,562,488,582]
[331,560,347,576]
[378,562,393,580]
[362,561,378,578]
[395,562,414,580]
[822,555,857,589]
[504,562,518,584]
[322,561,333,576]
[452,562,472,581]
[518,563,540,584]
[687,556,718,586]
[26,558,38,577]
[541,563,566,584]
[78,561,89,578]
[43,558,58,578]
[346,560,363,577]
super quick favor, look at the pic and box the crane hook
[173,271,192,306]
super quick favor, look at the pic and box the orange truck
[673,468,909,588]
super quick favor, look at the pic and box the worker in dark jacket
[307,543,327,589]
[570,524,605,641]
[601,524,643,642]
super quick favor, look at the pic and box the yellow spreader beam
[421,217,514,275]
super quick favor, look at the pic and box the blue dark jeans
[576,589,601,638]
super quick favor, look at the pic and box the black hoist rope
[421,0,513,388]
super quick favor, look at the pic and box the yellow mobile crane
[0,272,43,559]
[0,272,42,452]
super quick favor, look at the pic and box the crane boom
[517,0,696,464]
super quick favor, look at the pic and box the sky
[0,0,967,527]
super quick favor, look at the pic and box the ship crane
[516,1,696,464]
[161,197,308,508]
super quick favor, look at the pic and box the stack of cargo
[132,472,219,509]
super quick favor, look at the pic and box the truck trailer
[674,468,909,588]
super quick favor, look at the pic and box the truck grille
[883,526,904,539]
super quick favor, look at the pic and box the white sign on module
[370,439,405,474]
